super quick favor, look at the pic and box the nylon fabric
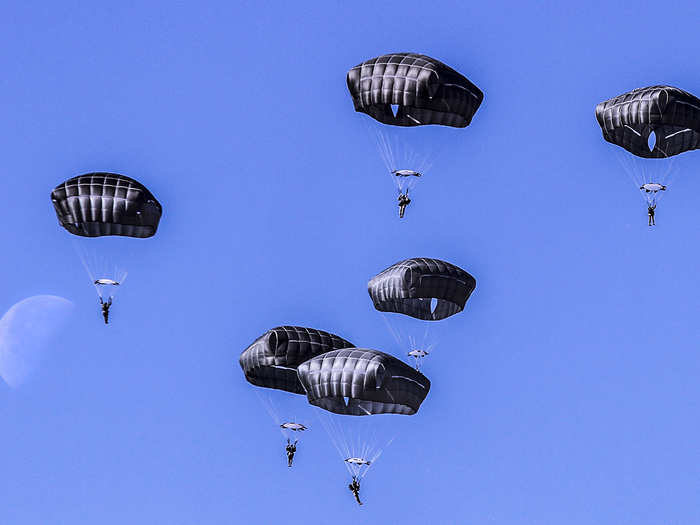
[240,326,354,395]
[51,173,162,238]
[368,258,476,320]
[347,53,483,128]
[297,348,430,416]
[595,86,700,158]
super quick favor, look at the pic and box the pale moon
[0,295,74,388]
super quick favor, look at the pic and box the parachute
[51,173,162,238]
[296,348,431,416]
[347,53,483,212]
[239,326,354,395]
[368,258,476,321]
[51,172,161,321]
[595,86,700,158]
[347,53,483,128]
[240,326,355,465]
[595,86,700,217]
[304,348,427,492]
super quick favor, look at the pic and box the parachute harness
[596,86,700,223]
[317,409,391,481]
[257,392,310,436]
[74,239,128,303]
[371,122,435,195]
[382,314,436,371]
[616,148,676,208]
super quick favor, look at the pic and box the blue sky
[1,1,699,523]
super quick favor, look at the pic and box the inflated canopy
[368,258,476,321]
[347,53,483,128]
[595,86,700,158]
[240,326,354,395]
[297,348,430,416]
[51,173,162,238]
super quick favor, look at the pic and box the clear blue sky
[1,1,699,523]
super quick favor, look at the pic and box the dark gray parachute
[595,86,700,158]
[51,173,162,238]
[296,348,430,416]
[347,53,483,128]
[240,326,354,395]
[368,258,476,321]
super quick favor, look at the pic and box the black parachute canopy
[51,173,162,238]
[296,348,430,416]
[347,52,483,128]
[368,258,476,321]
[595,86,700,158]
[239,326,354,395]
